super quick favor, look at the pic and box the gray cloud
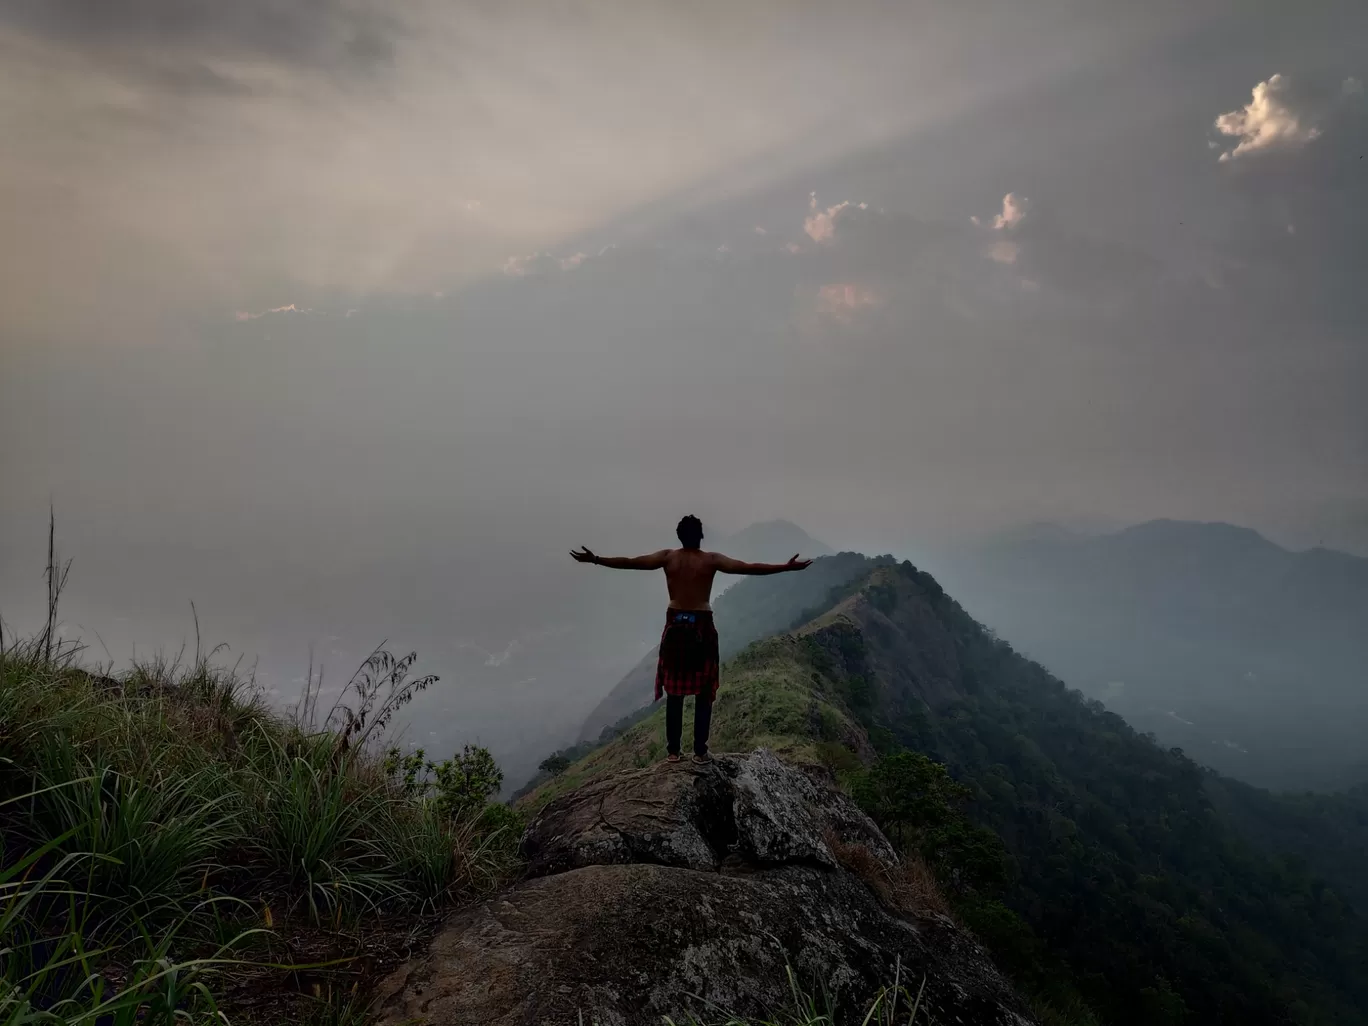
[0,0,397,80]
[1212,71,1367,169]
[1208,71,1368,268]
[6,1,1053,339]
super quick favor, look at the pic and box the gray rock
[519,760,731,876]
[375,749,1036,1026]
[521,750,896,879]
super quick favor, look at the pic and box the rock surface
[374,750,1036,1026]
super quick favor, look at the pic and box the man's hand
[786,554,813,571]
[572,548,670,570]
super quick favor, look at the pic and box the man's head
[676,515,704,549]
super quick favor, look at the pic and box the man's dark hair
[676,515,704,549]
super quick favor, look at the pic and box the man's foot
[666,753,682,763]
[691,752,712,764]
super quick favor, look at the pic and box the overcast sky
[2,0,1365,782]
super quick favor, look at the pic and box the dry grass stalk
[824,830,951,918]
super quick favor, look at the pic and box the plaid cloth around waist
[654,609,720,702]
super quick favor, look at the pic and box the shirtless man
[571,515,812,763]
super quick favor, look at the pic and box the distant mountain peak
[1114,518,1282,555]
[1120,517,1270,540]
[718,519,834,561]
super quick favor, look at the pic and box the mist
[3,0,1367,788]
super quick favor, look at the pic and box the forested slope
[531,561,1368,1026]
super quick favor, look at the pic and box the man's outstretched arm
[571,547,671,570]
[712,553,813,576]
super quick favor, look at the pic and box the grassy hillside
[524,632,871,810]
[0,630,518,1026]
[531,561,1368,1026]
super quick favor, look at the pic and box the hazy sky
[2,0,1365,783]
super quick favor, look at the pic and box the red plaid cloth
[654,609,720,702]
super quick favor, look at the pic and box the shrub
[825,831,951,919]
[539,754,571,777]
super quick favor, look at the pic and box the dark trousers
[665,694,713,757]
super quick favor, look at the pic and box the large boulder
[374,750,1036,1026]
[519,751,893,878]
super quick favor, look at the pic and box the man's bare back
[570,544,812,610]
[572,516,811,763]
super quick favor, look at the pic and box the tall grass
[0,515,519,1025]
[661,958,931,1026]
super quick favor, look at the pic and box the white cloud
[973,193,1028,265]
[804,194,848,242]
[973,193,1029,232]
[233,303,308,321]
[803,192,867,243]
[992,192,1029,230]
[1214,73,1321,162]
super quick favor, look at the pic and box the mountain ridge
[716,518,836,562]
[527,558,1368,1026]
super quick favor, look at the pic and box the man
[571,515,812,763]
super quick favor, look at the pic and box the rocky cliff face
[375,750,1036,1026]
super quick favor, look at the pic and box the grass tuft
[824,833,951,920]
[659,958,931,1026]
